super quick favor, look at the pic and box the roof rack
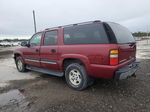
[45,26,61,30]
[45,20,101,30]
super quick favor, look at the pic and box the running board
[26,66,64,77]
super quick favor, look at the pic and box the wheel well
[14,53,21,60]
[62,58,85,71]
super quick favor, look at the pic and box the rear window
[44,31,58,46]
[64,23,109,44]
[107,22,135,44]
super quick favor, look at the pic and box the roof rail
[45,20,101,30]
[45,26,60,30]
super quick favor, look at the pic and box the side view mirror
[21,41,30,47]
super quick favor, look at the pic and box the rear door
[40,30,59,70]
[107,22,136,63]
[23,33,42,67]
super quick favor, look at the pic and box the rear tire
[16,56,26,72]
[65,63,93,90]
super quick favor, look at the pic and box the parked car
[0,42,8,47]
[13,20,139,90]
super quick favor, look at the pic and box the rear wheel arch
[60,55,91,74]
[62,58,85,71]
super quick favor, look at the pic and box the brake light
[110,50,119,65]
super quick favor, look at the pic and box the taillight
[110,50,119,65]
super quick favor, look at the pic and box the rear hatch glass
[107,22,135,44]
[107,22,136,63]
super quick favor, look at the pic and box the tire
[65,63,92,90]
[15,56,26,72]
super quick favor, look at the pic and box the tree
[132,32,150,37]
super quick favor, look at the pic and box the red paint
[13,21,136,79]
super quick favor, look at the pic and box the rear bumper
[89,58,139,79]
[114,61,140,80]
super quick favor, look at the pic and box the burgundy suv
[14,20,139,90]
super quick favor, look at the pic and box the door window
[30,33,42,46]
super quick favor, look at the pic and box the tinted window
[107,22,135,44]
[64,23,109,44]
[44,31,58,46]
[30,33,42,46]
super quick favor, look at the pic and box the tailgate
[106,22,136,64]
[118,43,136,63]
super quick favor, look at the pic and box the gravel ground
[0,41,150,112]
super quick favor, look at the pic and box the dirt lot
[0,41,150,112]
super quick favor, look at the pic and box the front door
[40,30,59,70]
[23,33,42,67]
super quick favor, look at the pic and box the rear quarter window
[107,22,135,44]
[64,23,109,44]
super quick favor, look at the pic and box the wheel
[65,63,92,90]
[16,56,26,72]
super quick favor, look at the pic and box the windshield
[107,22,135,44]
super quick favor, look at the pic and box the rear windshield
[107,22,135,44]
[64,23,109,44]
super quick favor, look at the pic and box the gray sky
[0,0,150,36]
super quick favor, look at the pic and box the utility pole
[147,25,149,44]
[33,10,37,33]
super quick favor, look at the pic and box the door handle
[35,49,39,52]
[51,49,57,53]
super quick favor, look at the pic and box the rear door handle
[51,49,57,53]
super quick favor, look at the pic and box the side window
[30,33,42,46]
[64,24,109,44]
[44,31,58,46]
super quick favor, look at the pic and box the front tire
[65,63,91,90]
[16,56,26,72]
